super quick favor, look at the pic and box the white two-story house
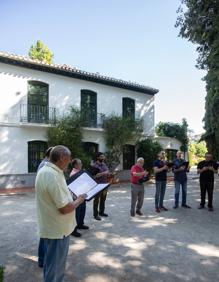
[0,52,159,188]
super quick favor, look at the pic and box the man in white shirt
[35,145,86,282]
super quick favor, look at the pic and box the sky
[0,0,206,134]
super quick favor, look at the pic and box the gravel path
[0,176,219,282]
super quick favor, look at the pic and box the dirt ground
[0,175,219,282]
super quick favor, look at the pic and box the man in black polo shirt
[153,151,169,213]
[197,152,218,211]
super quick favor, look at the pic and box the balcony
[20,104,56,125]
[81,114,143,132]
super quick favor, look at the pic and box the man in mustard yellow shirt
[36,145,86,282]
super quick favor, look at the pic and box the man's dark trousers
[76,201,86,227]
[200,181,214,208]
[93,188,108,216]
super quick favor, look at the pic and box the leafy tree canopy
[136,139,163,173]
[176,0,219,159]
[29,40,54,64]
[188,141,207,165]
[155,119,189,152]
[47,107,91,170]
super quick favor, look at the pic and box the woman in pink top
[70,159,89,237]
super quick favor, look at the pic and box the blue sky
[1,0,206,134]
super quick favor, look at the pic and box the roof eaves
[0,51,159,95]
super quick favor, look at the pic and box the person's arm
[95,170,109,178]
[59,194,86,215]
[132,170,148,177]
[154,165,168,174]
[197,164,207,174]
[173,165,185,172]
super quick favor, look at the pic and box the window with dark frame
[81,90,97,127]
[28,141,48,172]
[123,144,135,170]
[82,142,99,160]
[122,97,135,120]
[27,81,49,123]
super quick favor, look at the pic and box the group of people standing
[130,150,218,217]
[35,145,218,282]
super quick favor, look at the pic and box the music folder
[66,171,109,201]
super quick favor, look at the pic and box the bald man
[36,145,86,282]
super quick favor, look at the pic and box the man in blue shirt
[172,151,191,209]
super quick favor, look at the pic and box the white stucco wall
[0,62,155,179]
[155,136,182,151]
[0,124,47,174]
[0,63,155,134]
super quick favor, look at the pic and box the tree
[29,40,54,64]
[155,119,189,152]
[47,107,91,170]
[136,139,163,173]
[188,141,207,165]
[103,115,143,169]
[176,0,219,159]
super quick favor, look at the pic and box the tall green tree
[29,40,54,64]
[189,141,207,165]
[176,0,219,159]
[155,119,189,152]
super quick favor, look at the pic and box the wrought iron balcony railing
[20,104,56,125]
[81,113,105,128]
[81,114,143,132]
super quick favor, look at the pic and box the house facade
[0,52,158,188]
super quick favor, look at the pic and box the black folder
[66,171,110,201]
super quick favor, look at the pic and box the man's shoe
[198,205,205,209]
[38,262,43,268]
[77,225,89,230]
[208,207,214,212]
[99,213,108,217]
[155,208,160,213]
[173,205,178,209]
[130,211,135,217]
[136,210,143,216]
[71,230,82,237]
[182,204,191,209]
[160,206,168,211]
[94,215,101,220]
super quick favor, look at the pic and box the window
[122,97,135,120]
[82,142,99,160]
[81,90,97,127]
[123,144,135,169]
[28,141,48,172]
[28,81,49,123]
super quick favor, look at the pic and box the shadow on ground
[0,177,219,282]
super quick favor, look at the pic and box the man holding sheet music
[35,145,86,282]
[197,152,218,211]
[153,151,169,213]
[172,151,191,209]
[92,152,109,220]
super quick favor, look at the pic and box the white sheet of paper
[86,183,109,200]
[68,173,97,196]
